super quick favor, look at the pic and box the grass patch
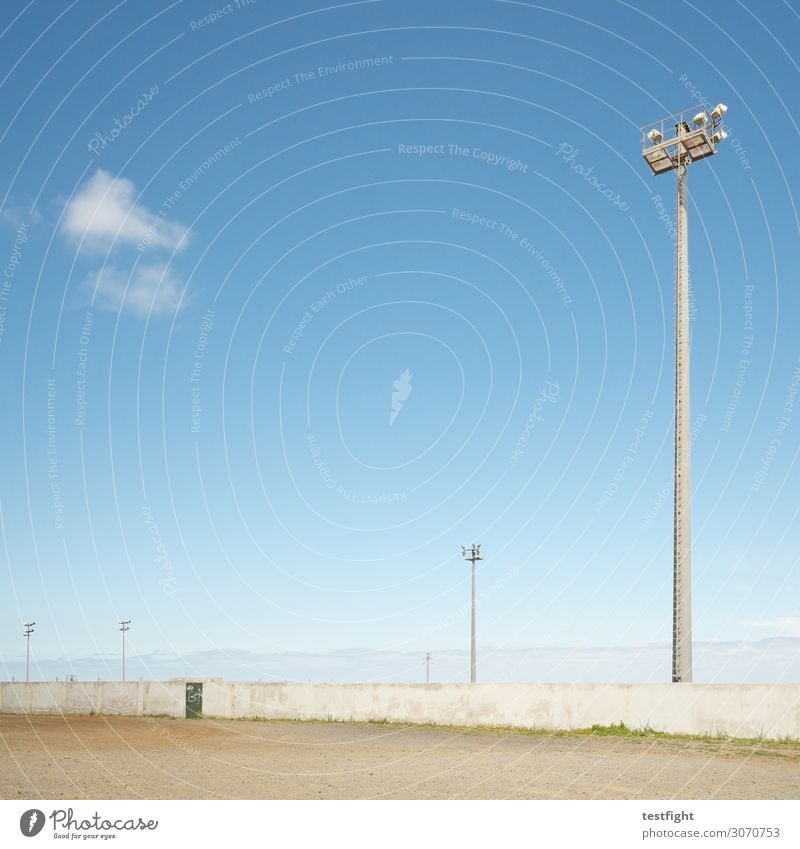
[197,715,800,755]
[550,722,800,756]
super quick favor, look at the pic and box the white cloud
[62,169,188,253]
[87,262,186,317]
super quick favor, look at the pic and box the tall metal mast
[641,103,728,682]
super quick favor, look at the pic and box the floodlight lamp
[692,112,707,127]
[711,129,727,143]
[711,103,728,120]
[647,128,663,144]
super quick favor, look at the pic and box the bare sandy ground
[1,715,798,800]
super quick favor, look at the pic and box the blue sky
[1,0,800,681]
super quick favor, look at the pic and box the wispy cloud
[741,618,800,637]
[0,203,41,229]
[61,169,188,254]
[87,262,185,317]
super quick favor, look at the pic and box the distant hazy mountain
[2,639,799,684]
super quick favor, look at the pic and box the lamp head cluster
[642,103,728,175]
[461,544,483,561]
[118,619,131,632]
[23,622,35,637]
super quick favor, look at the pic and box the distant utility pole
[23,622,35,684]
[461,544,483,684]
[641,102,728,682]
[118,619,131,681]
[424,651,434,683]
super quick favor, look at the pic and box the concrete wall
[1,681,798,740]
[0,681,179,716]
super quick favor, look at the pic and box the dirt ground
[1,714,798,800]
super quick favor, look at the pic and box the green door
[185,682,203,718]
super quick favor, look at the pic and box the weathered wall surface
[1,681,798,740]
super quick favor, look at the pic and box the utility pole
[424,651,433,683]
[118,620,131,681]
[641,103,728,682]
[23,622,35,684]
[460,544,483,683]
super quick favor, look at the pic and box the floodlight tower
[460,544,483,683]
[23,622,35,684]
[641,103,728,683]
[118,619,131,682]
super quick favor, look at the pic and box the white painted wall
[1,681,798,740]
